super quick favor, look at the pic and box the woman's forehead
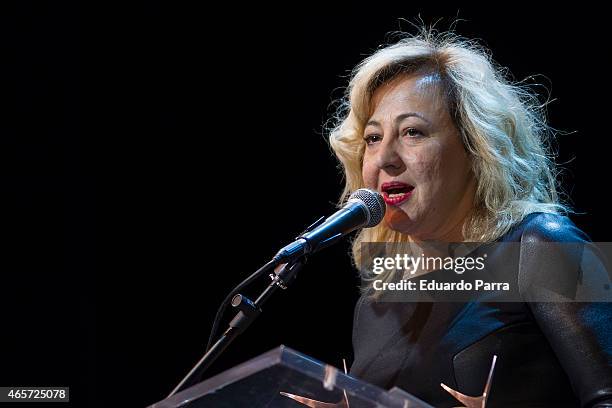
[368,73,447,119]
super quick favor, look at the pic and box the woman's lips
[382,190,414,206]
[381,181,414,206]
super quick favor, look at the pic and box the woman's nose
[375,138,405,173]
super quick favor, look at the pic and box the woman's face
[361,73,476,241]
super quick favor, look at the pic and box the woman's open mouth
[381,181,414,206]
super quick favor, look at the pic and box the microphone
[171,189,383,394]
[273,188,385,263]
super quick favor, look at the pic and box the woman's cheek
[361,159,377,189]
[411,147,442,186]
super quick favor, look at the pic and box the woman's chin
[383,209,418,235]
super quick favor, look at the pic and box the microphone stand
[167,259,304,397]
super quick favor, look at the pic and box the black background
[2,3,610,407]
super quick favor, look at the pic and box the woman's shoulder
[513,212,610,302]
[502,211,591,244]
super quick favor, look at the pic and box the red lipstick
[381,181,414,206]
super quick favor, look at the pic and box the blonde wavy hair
[327,29,571,286]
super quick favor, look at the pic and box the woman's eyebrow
[366,112,431,128]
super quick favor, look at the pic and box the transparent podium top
[150,345,433,408]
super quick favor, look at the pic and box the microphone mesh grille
[349,188,386,228]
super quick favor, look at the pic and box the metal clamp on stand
[270,260,303,290]
[227,294,261,335]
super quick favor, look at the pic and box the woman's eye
[403,127,423,138]
[364,134,382,145]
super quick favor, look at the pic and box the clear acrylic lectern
[149,345,434,408]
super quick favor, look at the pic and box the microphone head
[348,188,386,228]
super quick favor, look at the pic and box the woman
[327,30,612,407]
